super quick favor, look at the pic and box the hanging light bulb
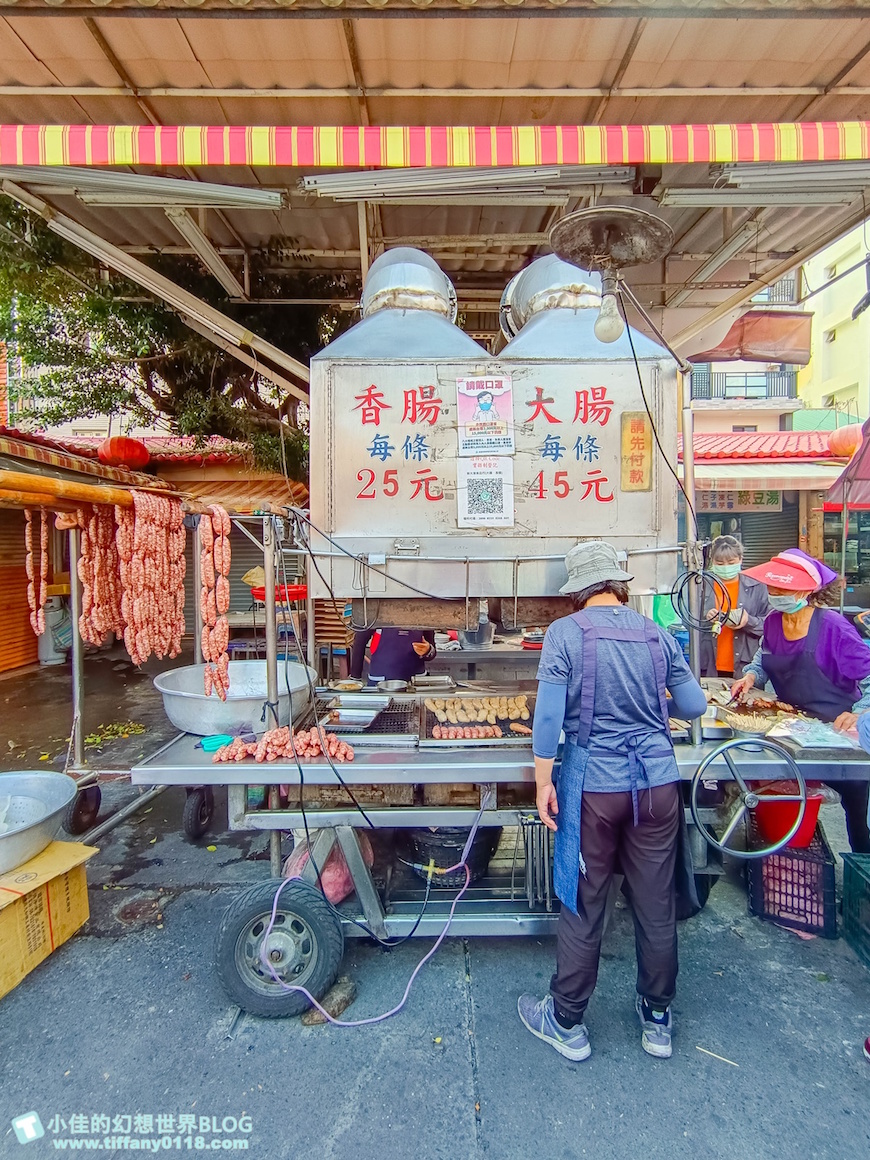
[594,289,625,344]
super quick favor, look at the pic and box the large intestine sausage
[200,504,231,699]
[122,491,186,666]
[47,492,185,663]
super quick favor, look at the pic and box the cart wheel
[62,785,101,835]
[216,879,344,1018]
[690,737,807,859]
[676,872,715,921]
[183,786,215,840]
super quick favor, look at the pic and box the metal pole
[82,785,168,844]
[263,516,283,877]
[680,369,704,746]
[840,480,850,615]
[192,516,203,665]
[306,557,317,671]
[68,527,85,770]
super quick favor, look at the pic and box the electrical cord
[259,863,471,1027]
[670,569,732,632]
[617,293,699,538]
[289,506,452,603]
[274,519,376,829]
[274,516,437,946]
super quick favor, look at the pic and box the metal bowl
[377,679,408,693]
[0,771,78,874]
[154,661,317,737]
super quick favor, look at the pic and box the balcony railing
[691,371,798,401]
[750,278,798,305]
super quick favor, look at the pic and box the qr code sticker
[466,477,505,517]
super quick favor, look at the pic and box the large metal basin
[153,661,317,737]
[0,771,78,874]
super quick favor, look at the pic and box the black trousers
[826,779,870,854]
[550,782,680,1022]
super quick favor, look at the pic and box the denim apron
[762,609,858,723]
[553,610,677,915]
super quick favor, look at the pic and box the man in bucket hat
[517,541,707,1061]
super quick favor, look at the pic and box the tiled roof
[63,434,250,466]
[681,432,837,461]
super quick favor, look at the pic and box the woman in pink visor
[731,547,870,853]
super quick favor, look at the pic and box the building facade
[799,224,870,422]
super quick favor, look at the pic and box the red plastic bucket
[754,781,824,848]
[250,583,307,603]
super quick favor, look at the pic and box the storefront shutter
[739,500,800,568]
[0,510,38,673]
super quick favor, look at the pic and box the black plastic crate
[843,853,870,968]
[746,819,837,939]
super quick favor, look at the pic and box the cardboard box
[0,841,97,1001]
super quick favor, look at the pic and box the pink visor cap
[742,549,837,593]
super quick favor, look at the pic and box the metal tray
[313,698,420,747]
[419,692,535,748]
[323,694,391,712]
[317,707,383,732]
[412,674,457,691]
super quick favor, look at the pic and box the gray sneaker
[517,994,591,1062]
[636,995,673,1059]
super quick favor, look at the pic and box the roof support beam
[591,19,647,125]
[164,208,247,299]
[2,84,858,100]
[180,314,302,401]
[666,212,766,308]
[83,17,160,127]
[357,200,369,282]
[0,179,309,396]
[82,19,248,254]
[670,203,870,353]
[794,34,870,120]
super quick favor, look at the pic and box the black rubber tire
[677,872,716,921]
[182,786,215,840]
[408,826,502,888]
[215,879,344,1018]
[62,786,101,835]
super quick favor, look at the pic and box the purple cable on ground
[259,862,472,1027]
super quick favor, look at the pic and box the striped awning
[684,462,842,492]
[2,122,870,169]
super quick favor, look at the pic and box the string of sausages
[199,504,232,700]
[211,727,355,764]
[24,509,48,635]
[77,505,125,647]
[119,492,187,665]
[34,493,186,664]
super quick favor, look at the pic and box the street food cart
[133,242,870,1017]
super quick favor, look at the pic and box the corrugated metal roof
[0,12,865,344]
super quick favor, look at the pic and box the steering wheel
[690,737,807,858]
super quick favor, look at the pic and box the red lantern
[828,424,864,459]
[97,436,150,471]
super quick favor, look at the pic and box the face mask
[768,595,808,614]
[710,563,741,581]
[478,400,492,411]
